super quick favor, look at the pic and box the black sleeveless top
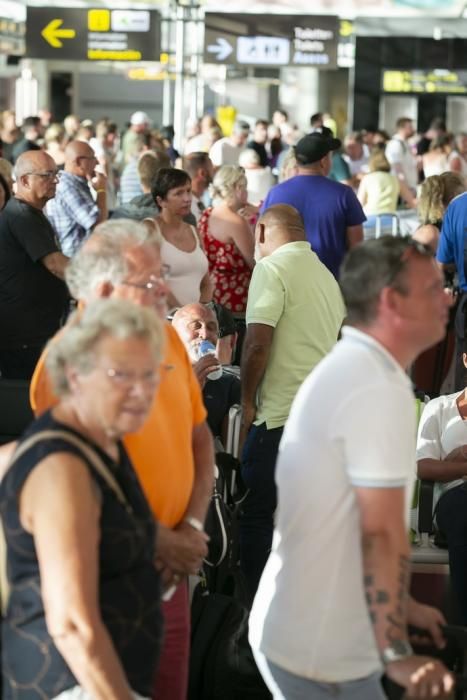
[0,411,162,699]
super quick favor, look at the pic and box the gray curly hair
[66,219,162,302]
[46,298,165,397]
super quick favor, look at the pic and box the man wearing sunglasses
[46,140,108,257]
[0,149,69,379]
[250,237,455,699]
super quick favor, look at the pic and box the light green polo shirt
[247,241,345,429]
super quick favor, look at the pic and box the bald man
[240,204,346,600]
[0,150,69,378]
[172,303,240,443]
[46,139,108,257]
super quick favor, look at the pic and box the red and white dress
[198,207,252,314]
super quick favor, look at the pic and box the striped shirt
[46,171,99,257]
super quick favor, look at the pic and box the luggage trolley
[363,213,400,240]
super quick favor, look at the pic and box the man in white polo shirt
[249,236,454,699]
[209,120,250,168]
[385,117,419,193]
[240,204,345,601]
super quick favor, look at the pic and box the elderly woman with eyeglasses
[0,298,165,700]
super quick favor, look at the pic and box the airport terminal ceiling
[21,0,467,18]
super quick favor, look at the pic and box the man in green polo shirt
[240,203,345,600]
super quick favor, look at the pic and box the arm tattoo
[385,555,410,643]
[364,555,409,637]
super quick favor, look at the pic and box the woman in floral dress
[198,165,255,315]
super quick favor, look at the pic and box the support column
[162,17,173,127]
[173,3,187,151]
[279,66,321,131]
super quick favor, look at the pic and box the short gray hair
[13,155,31,180]
[46,298,165,397]
[339,236,432,325]
[239,149,261,168]
[232,120,250,136]
[66,219,162,301]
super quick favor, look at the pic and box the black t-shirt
[203,371,241,440]
[11,138,41,163]
[0,197,69,348]
[416,136,432,156]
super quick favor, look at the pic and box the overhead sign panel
[204,14,338,69]
[26,7,160,62]
[0,0,26,55]
[383,69,467,94]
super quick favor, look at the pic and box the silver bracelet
[381,640,413,665]
[183,516,204,533]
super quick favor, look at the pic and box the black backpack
[189,452,270,700]
[189,571,271,700]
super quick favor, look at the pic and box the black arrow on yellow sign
[41,19,76,48]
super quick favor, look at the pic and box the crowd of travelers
[0,103,467,699]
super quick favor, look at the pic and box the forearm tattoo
[364,554,410,640]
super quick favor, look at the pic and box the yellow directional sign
[41,19,76,48]
[27,7,160,62]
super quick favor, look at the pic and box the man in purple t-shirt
[260,132,365,277]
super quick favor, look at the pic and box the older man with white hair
[0,150,69,379]
[172,302,240,444]
[30,218,215,700]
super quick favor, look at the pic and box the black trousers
[437,484,467,625]
[240,422,284,603]
[454,293,467,391]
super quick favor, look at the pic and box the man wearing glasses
[46,140,108,257]
[0,150,69,379]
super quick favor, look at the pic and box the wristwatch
[381,640,414,665]
[183,516,204,533]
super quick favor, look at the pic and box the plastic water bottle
[197,340,222,381]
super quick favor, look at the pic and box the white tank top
[155,221,209,306]
[448,150,467,177]
[422,153,449,178]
